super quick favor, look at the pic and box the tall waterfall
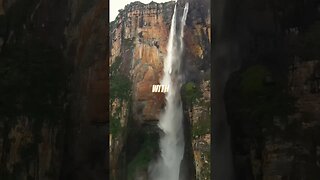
[149,3,189,180]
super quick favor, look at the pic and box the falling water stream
[149,3,189,180]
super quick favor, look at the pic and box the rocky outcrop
[110,0,210,123]
[109,2,175,179]
[188,80,211,180]
[109,98,129,180]
[0,0,108,179]
[110,1,175,123]
[0,117,64,180]
[109,0,211,179]
[250,60,320,179]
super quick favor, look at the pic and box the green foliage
[110,74,131,100]
[236,65,295,124]
[109,56,131,137]
[110,56,122,75]
[123,38,134,49]
[193,118,211,137]
[110,56,131,100]
[241,65,269,95]
[127,134,157,180]
[110,110,121,136]
[181,82,201,105]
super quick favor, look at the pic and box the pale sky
[110,0,173,22]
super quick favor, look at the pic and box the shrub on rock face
[240,65,270,95]
[110,114,121,136]
[238,65,295,122]
[110,56,131,100]
[181,82,201,105]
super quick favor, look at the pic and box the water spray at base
[149,3,189,180]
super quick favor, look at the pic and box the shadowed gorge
[0,0,108,179]
[213,0,320,179]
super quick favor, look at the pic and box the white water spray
[149,3,189,180]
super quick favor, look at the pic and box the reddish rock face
[110,2,173,123]
[109,1,211,179]
[110,1,211,123]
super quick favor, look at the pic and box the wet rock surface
[109,0,210,179]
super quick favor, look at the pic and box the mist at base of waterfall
[148,3,189,180]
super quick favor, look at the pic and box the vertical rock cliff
[0,0,108,179]
[109,0,210,179]
[61,0,108,179]
[0,0,69,179]
[217,0,320,179]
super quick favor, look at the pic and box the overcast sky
[110,0,173,22]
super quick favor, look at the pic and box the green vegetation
[110,56,131,100]
[230,65,295,127]
[110,56,122,75]
[193,117,211,137]
[127,134,157,180]
[123,38,135,49]
[244,66,294,117]
[181,82,201,105]
[240,65,270,95]
[110,56,131,137]
[181,81,210,137]
[198,151,211,180]
[110,106,122,136]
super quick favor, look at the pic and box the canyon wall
[0,0,69,179]
[216,0,320,179]
[109,0,211,179]
[0,0,108,179]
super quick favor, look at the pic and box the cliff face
[0,0,69,179]
[219,0,320,179]
[109,0,211,179]
[110,1,174,124]
[61,0,108,179]
[0,0,108,179]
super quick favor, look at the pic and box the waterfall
[149,3,189,180]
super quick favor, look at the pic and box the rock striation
[109,0,211,179]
